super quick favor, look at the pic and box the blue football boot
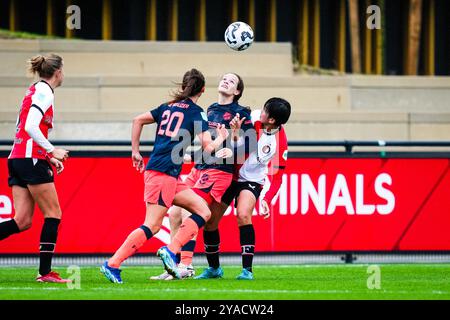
[194,266,224,279]
[100,261,123,284]
[236,268,254,280]
[157,246,180,279]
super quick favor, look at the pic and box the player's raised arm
[131,112,155,173]
[229,109,256,159]
[230,113,247,141]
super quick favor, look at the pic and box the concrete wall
[0,40,293,77]
[1,40,449,142]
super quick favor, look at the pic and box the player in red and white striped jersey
[232,106,288,212]
[0,54,70,283]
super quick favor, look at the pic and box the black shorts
[221,180,263,206]
[8,158,54,188]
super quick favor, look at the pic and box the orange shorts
[144,170,189,208]
[184,167,233,204]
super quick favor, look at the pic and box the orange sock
[181,251,194,266]
[180,239,196,265]
[168,218,199,254]
[108,228,148,268]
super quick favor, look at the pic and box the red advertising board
[0,157,449,253]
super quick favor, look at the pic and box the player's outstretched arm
[131,112,155,173]
[261,167,285,219]
[198,124,229,154]
[262,128,288,218]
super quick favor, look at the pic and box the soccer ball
[224,21,254,51]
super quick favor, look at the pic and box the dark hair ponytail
[27,53,63,79]
[172,68,205,102]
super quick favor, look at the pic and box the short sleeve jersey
[146,98,209,177]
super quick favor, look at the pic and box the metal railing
[1,140,450,158]
[1,139,450,148]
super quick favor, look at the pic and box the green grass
[0,264,449,300]
[0,28,65,39]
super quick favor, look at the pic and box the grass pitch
[0,264,449,300]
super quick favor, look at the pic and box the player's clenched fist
[260,199,270,219]
[132,152,144,173]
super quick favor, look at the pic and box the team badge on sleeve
[282,150,288,161]
[35,92,46,104]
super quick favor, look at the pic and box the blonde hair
[27,53,63,79]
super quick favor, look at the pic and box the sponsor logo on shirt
[199,174,209,185]
[44,115,52,124]
[208,121,221,128]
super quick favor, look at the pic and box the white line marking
[0,287,448,295]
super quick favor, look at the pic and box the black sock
[176,253,181,264]
[190,213,206,228]
[0,219,20,241]
[139,225,153,240]
[39,218,60,276]
[204,229,220,269]
[240,224,255,273]
[181,239,196,252]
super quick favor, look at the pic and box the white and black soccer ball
[224,21,254,51]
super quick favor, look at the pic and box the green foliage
[0,29,63,39]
